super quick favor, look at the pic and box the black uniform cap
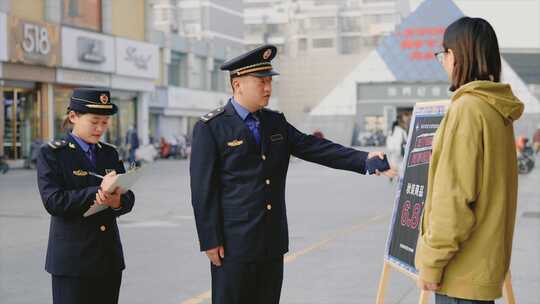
[68,88,118,115]
[220,44,279,78]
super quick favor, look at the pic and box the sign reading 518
[9,16,59,66]
[22,23,51,55]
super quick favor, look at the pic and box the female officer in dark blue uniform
[36,88,135,304]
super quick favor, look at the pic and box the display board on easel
[376,100,515,304]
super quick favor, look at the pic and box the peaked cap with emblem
[68,88,118,115]
[221,44,279,78]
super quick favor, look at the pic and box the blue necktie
[245,113,261,145]
[86,145,96,167]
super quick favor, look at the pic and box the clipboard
[83,204,109,217]
[83,168,142,217]
[102,169,142,194]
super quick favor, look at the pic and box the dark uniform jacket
[37,135,135,276]
[190,101,368,262]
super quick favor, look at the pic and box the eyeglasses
[434,51,446,64]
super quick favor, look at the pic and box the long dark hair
[443,17,501,91]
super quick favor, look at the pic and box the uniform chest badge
[68,142,76,149]
[73,169,88,176]
[270,134,284,142]
[227,139,244,147]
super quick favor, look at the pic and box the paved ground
[1,152,539,304]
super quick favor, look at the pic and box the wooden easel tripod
[375,260,516,304]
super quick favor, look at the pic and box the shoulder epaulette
[48,140,68,149]
[200,107,225,123]
[262,108,283,115]
[49,139,68,149]
[98,142,117,150]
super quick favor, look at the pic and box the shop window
[191,55,208,90]
[2,89,40,159]
[310,17,336,30]
[106,98,137,151]
[312,38,334,49]
[211,59,227,92]
[364,115,385,133]
[169,51,189,87]
[62,0,102,32]
[53,87,72,139]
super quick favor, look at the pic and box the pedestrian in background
[125,125,140,165]
[386,113,410,172]
[415,17,524,304]
[36,88,135,304]
[532,125,540,154]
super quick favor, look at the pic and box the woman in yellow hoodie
[415,17,524,304]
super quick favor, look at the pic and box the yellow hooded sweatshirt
[415,81,524,300]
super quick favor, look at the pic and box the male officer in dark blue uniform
[37,88,135,304]
[190,45,394,304]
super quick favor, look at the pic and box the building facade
[148,0,245,143]
[306,0,540,145]
[244,0,407,57]
[0,0,159,162]
[243,0,406,127]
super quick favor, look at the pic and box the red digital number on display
[415,136,433,149]
[400,200,423,230]
[408,150,431,167]
[397,27,445,61]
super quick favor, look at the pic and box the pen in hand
[88,172,104,179]
[91,171,125,195]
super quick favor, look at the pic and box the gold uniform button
[100,225,107,232]
[266,204,272,211]
[266,179,270,185]
[261,155,267,160]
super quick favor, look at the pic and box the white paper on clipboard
[104,169,142,193]
[83,168,143,217]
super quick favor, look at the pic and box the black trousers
[51,272,122,304]
[211,257,284,304]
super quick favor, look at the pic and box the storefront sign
[115,37,159,79]
[57,68,111,87]
[8,16,60,67]
[61,27,115,72]
[0,13,7,62]
[357,83,451,101]
[2,62,55,83]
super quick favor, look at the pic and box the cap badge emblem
[263,49,272,60]
[99,94,109,104]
